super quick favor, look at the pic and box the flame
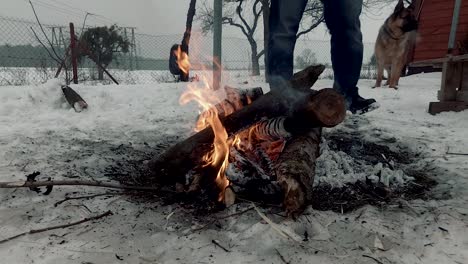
[179,75,231,202]
[175,45,190,74]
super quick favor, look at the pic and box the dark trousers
[267,0,363,98]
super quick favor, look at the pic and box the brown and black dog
[373,0,418,89]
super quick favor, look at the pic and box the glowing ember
[174,45,190,74]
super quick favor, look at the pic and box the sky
[0,0,396,43]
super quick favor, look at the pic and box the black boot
[348,93,379,115]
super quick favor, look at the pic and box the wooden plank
[461,62,468,91]
[429,101,468,115]
[451,54,468,62]
[414,51,449,62]
[414,33,450,43]
[411,54,468,67]
[410,60,444,67]
[439,61,462,101]
[456,91,468,101]
[416,42,456,51]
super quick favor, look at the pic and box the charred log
[276,128,321,217]
[148,88,345,185]
[61,85,88,112]
[211,86,263,119]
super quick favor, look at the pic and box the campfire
[149,64,347,216]
[179,74,235,205]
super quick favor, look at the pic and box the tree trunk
[251,43,261,76]
[261,0,270,81]
[97,67,104,80]
[180,0,197,82]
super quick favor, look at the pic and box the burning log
[148,64,345,211]
[207,86,263,120]
[149,88,344,184]
[275,128,321,217]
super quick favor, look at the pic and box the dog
[373,0,418,89]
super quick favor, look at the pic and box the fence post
[213,0,222,90]
[69,22,78,84]
[131,28,138,70]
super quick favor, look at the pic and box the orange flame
[179,75,231,202]
[175,45,190,74]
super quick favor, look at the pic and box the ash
[316,137,414,188]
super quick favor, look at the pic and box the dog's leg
[389,59,404,89]
[384,66,391,86]
[373,62,384,88]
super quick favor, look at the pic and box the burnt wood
[148,65,345,185]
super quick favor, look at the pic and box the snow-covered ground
[0,72,467,263]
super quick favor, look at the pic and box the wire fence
[0,15,377,86]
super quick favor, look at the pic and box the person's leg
[323,0,363,97]
[267,0,308,92]
[323,0,378,114]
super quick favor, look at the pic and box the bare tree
[198,0,325,76]
[295,49,318,69]
[199,0,263,75]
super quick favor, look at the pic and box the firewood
[210,86,263,119]
[148,88,344,185]
[61,85,88,112]
[290,64,326,92]
[275,128,321,217]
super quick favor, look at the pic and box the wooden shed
[410,0,468,63]
[409,0,468,114]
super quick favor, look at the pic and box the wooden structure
[408,0,468,114]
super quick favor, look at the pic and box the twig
[275,249,290,264]
[218,206,254,220]
[362,255,384,264]
[381,153,394,170]
[193,206,254,231]
[211,239,230,252]
[446,147,468,156]
[252,203,300,242]
[0,210,113,244]
[54,192,122,207]
[236,196,282,208]
[0,179,163,192]
[446,152,468,156]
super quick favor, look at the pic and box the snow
[1,71,468,263]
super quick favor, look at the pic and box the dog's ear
[393,0,405,15]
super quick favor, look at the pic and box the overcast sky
[1,0,395,43]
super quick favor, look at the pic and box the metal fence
[0,15,376,86]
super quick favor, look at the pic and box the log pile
[148,65,346,216]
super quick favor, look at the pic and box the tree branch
[0,179,162,192]
[28,0,63,62]
[223,17,250,38]
[30,27,62,65]
[257,49,265,59]
[0,211,113,245]
[236,0,253,36]
[296,17,325,39]
[251,0,263,33]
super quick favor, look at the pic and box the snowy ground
[0,72,467,263]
